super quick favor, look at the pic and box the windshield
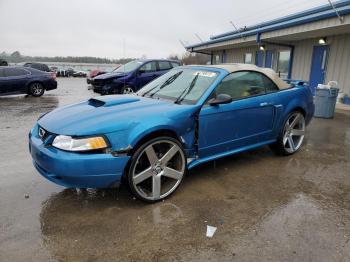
[114,60,143,73]
[137,68,219,104]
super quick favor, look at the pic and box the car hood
[94,71,128,80]
[38,95,200,136]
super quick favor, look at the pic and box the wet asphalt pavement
[1,78,350,262]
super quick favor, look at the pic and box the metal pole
[194,34,203,43]
[327,0,344,23]
[229,21,244,39]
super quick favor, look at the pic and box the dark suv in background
[24,62,51,72]
[24,62,57,79]
[91,59,180,94]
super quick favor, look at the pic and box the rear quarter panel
[275,85,314,134]
[26,74,56,91]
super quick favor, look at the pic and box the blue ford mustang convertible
[29,64,314,202]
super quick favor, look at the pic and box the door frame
[265,50,273,68]
[309,45,329,93]
[255,50,264,67]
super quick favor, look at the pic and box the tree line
[1,51,210,65]
[0,51,134,64]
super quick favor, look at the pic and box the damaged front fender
[107,105,201,158]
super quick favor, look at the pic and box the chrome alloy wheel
[31,83,44,96]
[123,86,134,94]
[131,140,185,201]
[283,112,305,154]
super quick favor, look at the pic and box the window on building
[244,53,252,64]
[214,55,220,64]
[277,50,291,79]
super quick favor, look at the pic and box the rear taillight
[50,72,56,80]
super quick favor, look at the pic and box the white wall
[326,34,350,94]
[211,34,350,95]
[291,39,315,81]
[291,34,350,94]
[213,44,290,75]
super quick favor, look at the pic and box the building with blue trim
[186,0,350,95]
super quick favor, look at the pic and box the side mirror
[138,69,145,75]
[208,94,232,106]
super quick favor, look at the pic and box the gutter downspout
[288,45,295,79]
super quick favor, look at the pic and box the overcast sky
[0,0,328,59]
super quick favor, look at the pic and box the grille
[92,79,105,87]
[38,126,50,141]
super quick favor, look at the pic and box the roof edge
[186,0,350,50]
[211,0,350,40]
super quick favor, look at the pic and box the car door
[3,68,30,94]
[136,61,158,88]
[198,71,280,158]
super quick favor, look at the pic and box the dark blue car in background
[0,66,57,97]
[91,59,180,94]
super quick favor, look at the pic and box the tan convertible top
[188,63,290,90]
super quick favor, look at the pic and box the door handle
[260,102,269,107]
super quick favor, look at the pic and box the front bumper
[29,126,130,188]
[92,83,115,94]
[92,84,104,94]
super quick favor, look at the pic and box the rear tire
[29,82,45,97]
[269,111,306,155]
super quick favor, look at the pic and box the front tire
[121,86,134,94]
[270,111,306,155]
[29,82,45,97]
[127,136,186,202]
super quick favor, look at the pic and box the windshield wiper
[141,84,159,97]
[149,71,183,98]
[174,73,199,104]
[141,71,182,98]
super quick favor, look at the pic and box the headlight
[52,135,108,152]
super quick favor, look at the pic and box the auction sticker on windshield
[193,71,217,77]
